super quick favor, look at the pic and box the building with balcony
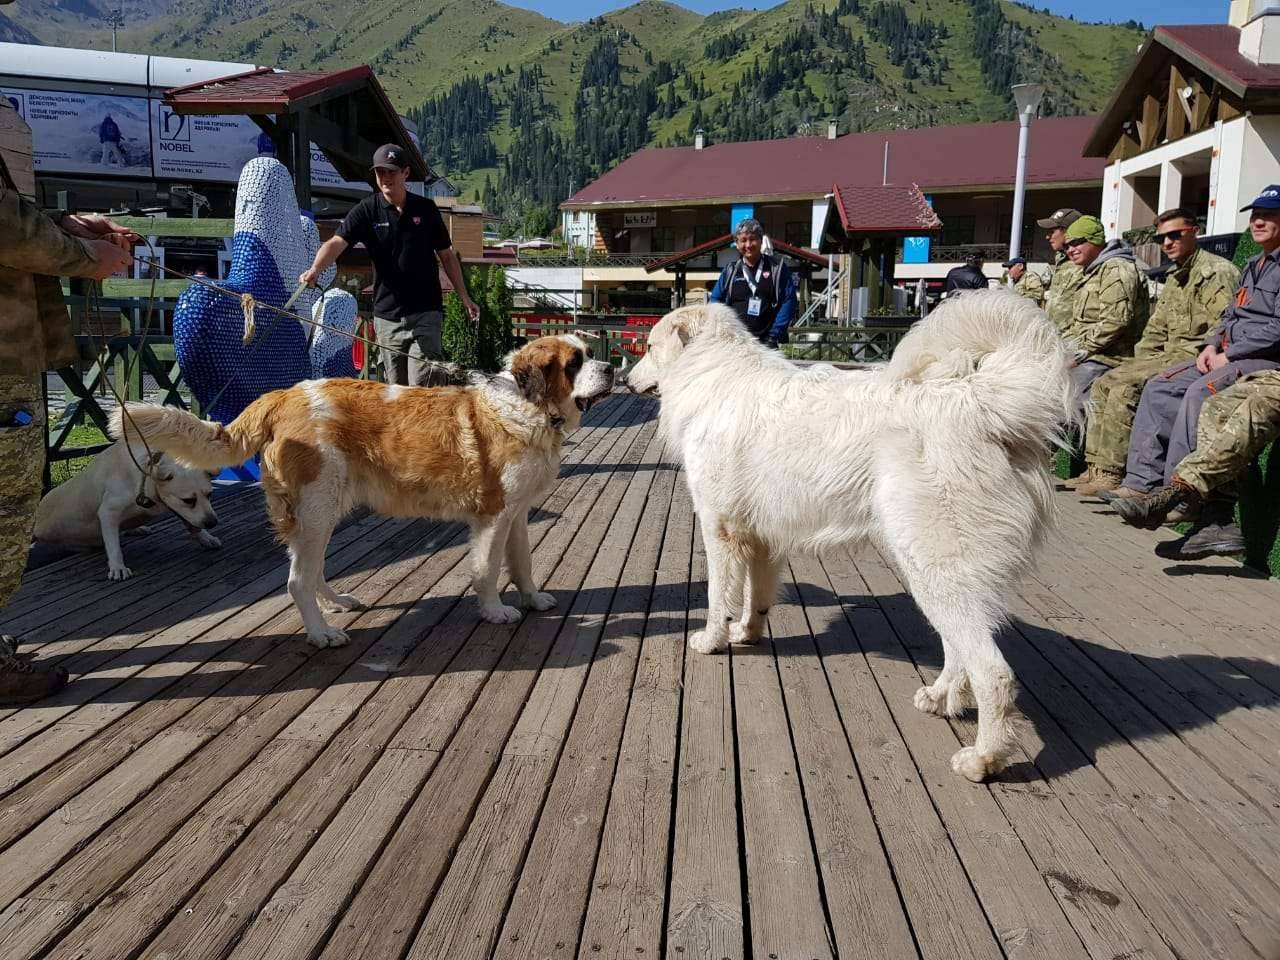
[557,114,1105,310]
[1086,2,1280,242]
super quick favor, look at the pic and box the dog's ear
[156,471,174,483]
[511,356,548,403]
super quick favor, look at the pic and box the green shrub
[442,265,514,372]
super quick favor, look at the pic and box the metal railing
[512,251,671,268]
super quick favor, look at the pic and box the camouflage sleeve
[1133,291,1168,360]
[1078,262,1138,354]
[0,182,97,277]
[1197,264,1238,333]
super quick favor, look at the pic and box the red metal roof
[1084,23,1280,157]
[1157,23,1280,97]
[831,184,941,234]
[165,65,376,111]
[564,115,1102,208]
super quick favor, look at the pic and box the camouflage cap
[1064,215,1106,246]
[1036,208,1083,229]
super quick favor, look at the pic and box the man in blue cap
[1103,185,1280,511]
[1002,256,1044,307]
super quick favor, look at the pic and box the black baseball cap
[1002,256,1026,267]
[371,143,409,171]
[1036,208,1082,229]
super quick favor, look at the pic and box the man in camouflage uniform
[0,95,133,704]
[1074,209,1238,496]
[1059,215,1150,426]
[1037,208,1086,334]
[1113,370,1280,558]
[1107,186,1280,503]
[1002,256,1045,307]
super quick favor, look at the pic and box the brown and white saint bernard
[114,335,614,646]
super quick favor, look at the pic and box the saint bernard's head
[509,334,615,431]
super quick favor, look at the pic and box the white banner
[152,101,263,181]
[2,86,152,176]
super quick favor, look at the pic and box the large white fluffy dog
[113,335,614,648]
[625,291,1073,781]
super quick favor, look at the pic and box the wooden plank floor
[3,392,1279,960]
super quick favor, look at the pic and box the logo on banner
[158,106,190,142]
[3,92,23,118]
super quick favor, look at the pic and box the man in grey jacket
[1107,185,1280,502]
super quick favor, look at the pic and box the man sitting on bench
[1112,370,1280,559]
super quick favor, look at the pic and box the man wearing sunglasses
[1106,186,1280,507]
[1074,208,1238,497]
[1059,214,1150,425]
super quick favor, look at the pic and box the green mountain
[11,0,1144,230]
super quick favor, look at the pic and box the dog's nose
[205,515,219,529]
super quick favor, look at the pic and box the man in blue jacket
[709,218,797,348]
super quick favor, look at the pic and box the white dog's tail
[886,289,1076,449]
[109,391,284,471]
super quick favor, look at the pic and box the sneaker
[1099,485,1146,503]
[1155,521,1245,560]
[0,650,68,707]
[1076,470,1123,496]
[1112,482,1203,529]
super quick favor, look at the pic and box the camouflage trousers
[0,374,44,611]
[1174,371,1280,497]
[1084,355,1189,475]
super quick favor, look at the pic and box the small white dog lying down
[625,291,1073,781]
[111,335,614,648]
[34,438,222,581]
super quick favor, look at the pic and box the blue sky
[505,0,1228,28]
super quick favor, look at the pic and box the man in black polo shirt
[301,143,480,386]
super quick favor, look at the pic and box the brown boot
[1076,470,1123,496]
[1113,481,1203,529]
[1062,467,1093,489]
[1099,485,1145,503]
[0,650,68,707]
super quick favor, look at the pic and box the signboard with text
[2,86,152,176]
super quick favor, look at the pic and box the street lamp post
[1008,83,1045,261]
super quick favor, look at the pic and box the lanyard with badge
[738,259,766,317]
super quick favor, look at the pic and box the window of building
[784,221,809,248]
[694,223,724,246]
[652,226,677,253]
[940,215,976,247]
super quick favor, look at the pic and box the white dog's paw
[481,603,523,624]
[127,525,155,537]
[307,624,350,649]
[107,565,134,582]
[728,621,761,646]
[689,629,729,654]
[522,591,557,612]
[950,746,1008,783]
[913,685,946,716]
[322,593,364,613]
[197,530,222,550]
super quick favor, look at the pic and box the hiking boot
[1062,467,1093,489]
[1112,482,1203,530]
[0,650,68,707]
[1099,485,1145,503]
[1165,500,1202,525]
[1076,470,1123,496]
[1155,521,1245,561]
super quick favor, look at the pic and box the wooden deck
[3,392,1280,960]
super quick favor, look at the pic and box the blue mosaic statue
[173,157,325,426]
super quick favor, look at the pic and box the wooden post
[292,111,312,212]
[1167,64,1188,142]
